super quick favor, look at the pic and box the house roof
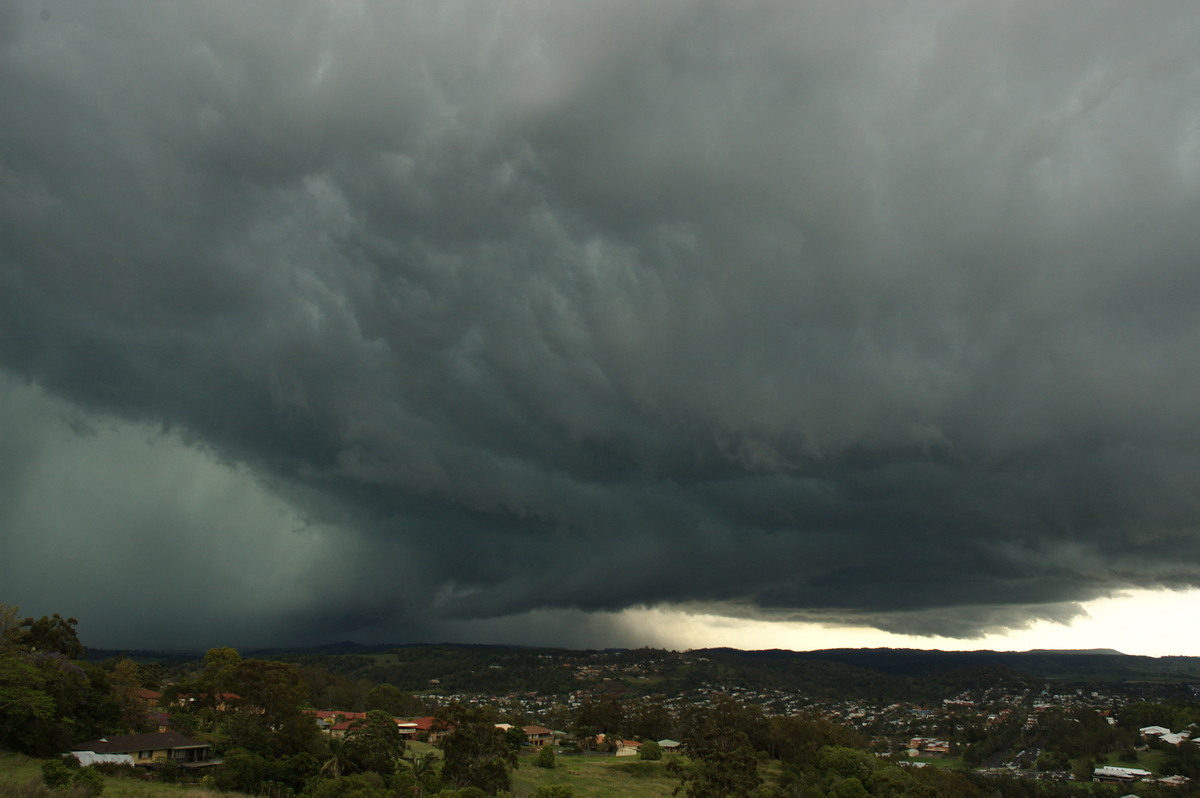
[523,726,553,735]
[310,710,368,720]
[71,732,208,754]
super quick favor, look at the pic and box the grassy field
[512,754,680,798]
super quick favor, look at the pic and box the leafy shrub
[639,741,663,761]
[71,768,104,797]
[530,786,574,798]
[40,761,72,789]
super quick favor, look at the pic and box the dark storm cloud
[3,0,1200,646]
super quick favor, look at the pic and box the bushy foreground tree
[0,605,122,755]
[669,728,761,798]
[438,704,518,795]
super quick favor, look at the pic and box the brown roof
[71,732,208,754]
[311,710,367,720]
[524,726,553,735]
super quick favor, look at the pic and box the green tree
[321,738,360,779]
[181,646,242,732]
[107,657,152,732]
[0,604,24,652]
[833,777,867,798]
[639,740,664,761]
[226,657,322,758]
[0,650,120,755]
[212,747,270,793]
[439,705,518,795]
[345,709,406,774]
[400,751,440,798]
[817,746,877,782]
[677,696,769,753]
[629,702,673,742]
[365,682,421,716]
[0,653,54,751]
[1161,739,1200,778]
[669,728,760,798]
[535,745,556,769]
[768,714,864,767]
[1036,750,1070,771]
[573,696,626,740]
[504,725,528,756]
[0,609,120,755]
[405,750,439,778]
[8,614,85,659]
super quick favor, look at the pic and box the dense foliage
[0,606,122,756]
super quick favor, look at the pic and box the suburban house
[615,739,642,757]
[308,710,438,741]
[70,732,215,769]
[311,710,368,738]
[908,737,950,756]
[415,716,450,744]
[523,725,554,747]
[658,739,682,752]
[172,692,242,713]
[136,688,161,708]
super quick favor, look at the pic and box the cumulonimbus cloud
[3,0,1200,647]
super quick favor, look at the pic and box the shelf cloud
[3,1,1200,648]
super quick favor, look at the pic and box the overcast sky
[3,0,1200,654]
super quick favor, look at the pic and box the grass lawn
[908,755,970,770]
[0,751,42,783]
[406,739,443,759]
[0,750,248,798]
[512,754,680,798]
[1139,748,1165,773]
[1098,748,1164,774]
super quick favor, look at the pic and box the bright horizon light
[608,589,1200,657]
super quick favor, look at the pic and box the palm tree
[320,738,359,778]
[400,751,439,797]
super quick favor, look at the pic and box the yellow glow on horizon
[616,589,1200,657]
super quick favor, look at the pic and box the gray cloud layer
[3,0,1200,647]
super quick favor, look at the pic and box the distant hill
[85,642,1200,702]
[1022,648,1125,656]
